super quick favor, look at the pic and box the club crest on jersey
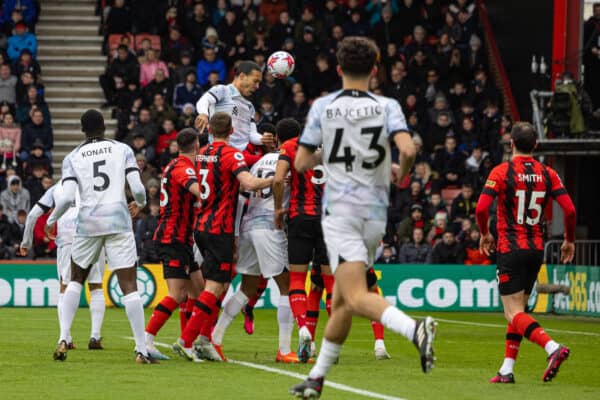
[232,106,239,116]
[234,152,244,161]
[186,168,195,176]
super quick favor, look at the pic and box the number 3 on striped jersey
[515,190,544,225]
[199,169,210,200]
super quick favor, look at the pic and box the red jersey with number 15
[154,156,197,245]
[195,141,249,235]
[279,137,324,219]
[481,156,567,254]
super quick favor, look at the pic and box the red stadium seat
[134,34,161,52]
[108,33,134,61]
[441,187,461,206]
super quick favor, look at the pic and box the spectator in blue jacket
[173,71,203,113]
[7,22,36,61]
[196,46,226,86]
[1,0,37,27]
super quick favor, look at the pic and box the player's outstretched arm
[273,159,290,229]
[237,170,273,191]
[294,145,320,173]
[20,204,45,255]
[392,132,416,183]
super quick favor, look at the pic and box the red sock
[306,287,322,338]
[512,312,552,349]
[146,296,178,336]
[289,271,308,328]
[179,298,189,334]
[368,285,384,340]
[247,275,268,308]
[321,274,334,316]
[505,323,522,360]
[180,291,218,347]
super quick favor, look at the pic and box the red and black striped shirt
[479,156,568,253]
[154,156,198,245]
[195,141,249,235]
[279,137,324,219]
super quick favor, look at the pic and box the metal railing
[544,240,600,266]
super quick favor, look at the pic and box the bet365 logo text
[107,266,156,307]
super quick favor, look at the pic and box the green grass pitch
[1,308,599,400]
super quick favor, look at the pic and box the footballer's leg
[497,251,569,382]
[291,274,352,398]
[87,253,106,350]
[273,271,298,363]
[54,259,91,361]
[242,275,268,334]
[181,269,204,333]
[367,268,390,360]
[212,274,259,356]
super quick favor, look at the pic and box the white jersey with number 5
[240,152,289,232]
[299,89,408,221]
[61,138,139,237]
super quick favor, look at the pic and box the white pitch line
[127,338,408,400]
[428,317,600,337]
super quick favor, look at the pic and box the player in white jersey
[20,183,106,350]
[46,110,155,364]
[290,37,437,399]
[194,61,274,151]
[206,127,298,363]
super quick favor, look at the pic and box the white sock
[89,289,105,339]
[145,332,155,347]
[59,282,82,343]
[499,357,515,375]
[57,292,64,342]
[277,295,294,354]
[309,339,342,379]
[544,340,560,356]
[122,292,147,356]
[380,306,416,340]
[374,338,385,349]
[212,290,248,345]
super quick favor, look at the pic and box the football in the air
[267,51,295,79]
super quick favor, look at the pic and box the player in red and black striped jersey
[476,122,576,384]
[174,112,273,361]
[273,118,333,363]
[144,129,205,360]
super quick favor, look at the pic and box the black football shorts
[287,215,329,266]
[194,232,235,283]
[496,250,544,296]
[157,243,200,280]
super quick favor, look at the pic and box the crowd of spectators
[95,0,510,266]
[0,0,57,260]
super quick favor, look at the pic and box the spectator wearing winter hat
[177,103,197,130]
[0,175,29,223]
[201,27,226,56]
[428,228,465,264]
[398,228,432,264]
[397,203,431,244]
[7,22,36,61]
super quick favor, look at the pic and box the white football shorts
[236,229,288,278]
[71,232,137,271]
[57,245,105,284]
[321,215,386,273]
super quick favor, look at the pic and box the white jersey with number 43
[299,89,408,221]
[240,152,289,232]
[61,138,139,237]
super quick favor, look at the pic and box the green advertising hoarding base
[0,262,598,317]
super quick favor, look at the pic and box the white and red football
[267,51,295,79]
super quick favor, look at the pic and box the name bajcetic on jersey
[325,105,382,119]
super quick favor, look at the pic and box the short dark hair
[198,132,209,147]
[176,128,199,153]
[258,123,276,135]
[80,109,105,137]
[511,122,537,153]
[276,118,301,143]
[209,112,232,138]
[117,44,128,52]
[235,61,261,77]
[336,37,379,78]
